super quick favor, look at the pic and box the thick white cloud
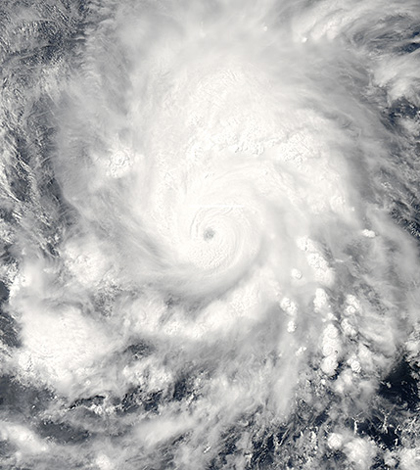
[1,0,420,468]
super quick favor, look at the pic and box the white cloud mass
[1,0,420,469]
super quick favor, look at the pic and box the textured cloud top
[1,1,420,469]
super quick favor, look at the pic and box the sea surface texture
[1,1,420,469]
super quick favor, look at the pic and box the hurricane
[1,1,420,469]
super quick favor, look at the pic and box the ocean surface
[1,1,420,469]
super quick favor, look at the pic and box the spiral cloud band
[1,1,420,469]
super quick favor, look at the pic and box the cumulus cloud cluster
[1,1,420,469]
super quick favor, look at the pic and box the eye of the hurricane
[203,227,216,240]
